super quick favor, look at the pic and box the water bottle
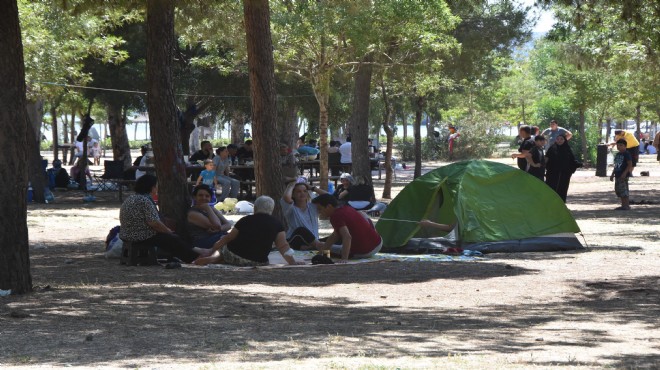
[328,182,334,194]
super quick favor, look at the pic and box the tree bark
[278,101,299,149]
[26,100,46,203]
[413,96,424,179]
[231,110,246,144]
[0,0,32,294]
[402,111,408,143]
[62,112,69,163]
[180,97,213,155]
[635,103,641,139]
[605,117,612,143]
[107,103,132,169]
[579,107,587,162]
[243,0,283,205]
[349,56,373,182]
[146,0,189,229]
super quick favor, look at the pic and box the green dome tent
[375,160,583,253]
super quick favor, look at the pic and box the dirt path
[1,156,659,369]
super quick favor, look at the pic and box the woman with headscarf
[545,134,579,202]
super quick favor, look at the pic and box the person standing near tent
[312,194,382,262]
[610,139,633,210]
[448,126,460,160]
[545,134,579,203]
[541,120,572,149]
[526,135,547,181]
[511,125,534,171]
[608,130,640,172]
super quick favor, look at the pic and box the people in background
[339,136,352,164]
[196,159,219,189]
[213,146,240,201]
[236,140,254,162]
[190,140,214,162]
[119,174,210,263]
[526,135,546,181]
[610,139,633,211]
[545,134,578,203]
[311,194,382,262]
[609,130,640,170]
[193,196,304,266]
[90,141,102,165]
[227,144,239,165]
[541,120,572,149]
[297,139,320,159]
[511,125,534,171]
[345,175,376,210]
[187,184,233,249]
[70,158,93,187]
[48,159,70,188]
[327,140,341,154]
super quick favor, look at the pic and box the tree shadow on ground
[1,244,658,367]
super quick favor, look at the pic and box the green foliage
[534,95,579,130]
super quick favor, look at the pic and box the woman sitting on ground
[119,174,210,263]
[333,173,353,200]
[281,181,321,250]
[193,196,304,266]
[187,184,233,249]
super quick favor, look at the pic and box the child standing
[526,135,546,181]
[196,159,219,189]
[610,139,633,210]
[90,141,102,165]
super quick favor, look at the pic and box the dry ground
[1,155,659,369]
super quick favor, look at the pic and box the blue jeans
[217,175,240,200]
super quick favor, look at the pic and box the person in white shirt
[339,136,352,164]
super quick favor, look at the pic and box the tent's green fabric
[376,160,581,251]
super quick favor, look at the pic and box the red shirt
[330,206,381,255]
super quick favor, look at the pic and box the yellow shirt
[614,131,639,148]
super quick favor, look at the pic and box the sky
[518,0,557,34]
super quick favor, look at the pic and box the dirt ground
[1,155,659,369]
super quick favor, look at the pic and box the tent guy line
[378,218,421,223]
[39,81,316,99]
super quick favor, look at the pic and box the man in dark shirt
[236,140,254,161]
[190,140,214,162]
[511,125,534,171]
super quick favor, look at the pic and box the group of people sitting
[118,173,384,267]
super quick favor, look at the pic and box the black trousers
[287,227,317,250]
[141,233,198,263]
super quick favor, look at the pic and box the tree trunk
[180,98,213,155]
[69,109,76,165]
[579,107,587,162]
[605,117,612,143]
[317,90,330,190]
[26,100,46,203]
[349,56,373,182]
[635,103,641,139]
[107,103,132,169]
[243,0,283,205]
[50,105,59,161]
[0,0,32,294]
[146,0,189,229]
[379,79,394,199]
[62,111,69,163]
[413,96,424,179]
[521,100,526,126]
[231,110,246,144]
[402,112,408,143]
[278,101,299,149]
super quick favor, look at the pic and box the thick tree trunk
[180,98,213,154]
[278,101,299,149]
[579,107,587,162]
[107,103,132,169]
[349,57,373,182]
[0,0,32,294]
[26,100,46,203]
[605,117,612,143]
[146,0,189,229]
[243,0,283,204]
[318,97,330,190]
[231,111,246,144]
[413,96,424,179]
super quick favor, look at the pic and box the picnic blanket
[183,249,484,270]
